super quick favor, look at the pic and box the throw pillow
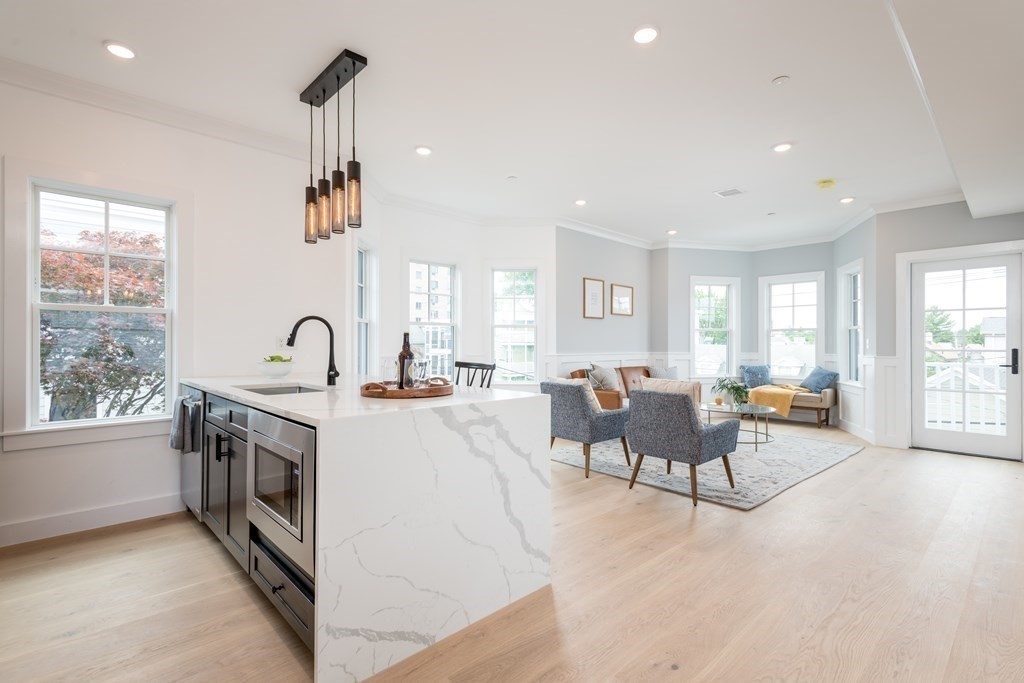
[639,377,702,415]
[647,366,679,380]
[739,364,771,388]
[549,377,604,413]
[588,363,622,392]
[800,366,839,394]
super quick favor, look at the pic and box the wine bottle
[397,332,414,390]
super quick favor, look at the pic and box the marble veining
[315,393,551,681]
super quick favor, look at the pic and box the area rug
[550,434,863,510]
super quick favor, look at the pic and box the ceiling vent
[713,188,744,198]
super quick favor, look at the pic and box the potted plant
[712,377,749,407]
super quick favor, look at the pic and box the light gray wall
[555,227,651,353]
[833,216,877,354]
[874,202,1024,356]
[666,248,753,352]
[649,249,669,352]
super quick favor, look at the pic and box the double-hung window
[356,247,371,375]
[691,277,739,377]
[35,188,171,424]
[761,272,824,379]
[409,261,455,378]
[492,270,537,383]
[837,260,864,382]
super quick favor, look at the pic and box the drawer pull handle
[271,584,285,595]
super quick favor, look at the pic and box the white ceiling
[890,0,1024,219]
[0,0,995,247]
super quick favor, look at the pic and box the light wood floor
[3,421,1023,681]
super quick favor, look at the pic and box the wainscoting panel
[872,356,906,448]
[837,380,869,441]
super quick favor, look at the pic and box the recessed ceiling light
[415,146,432,156]
[104,41,135,59]
[772,142,793,153]
[666,230,678,236]
[633,25,658,44]
[771,75,790,86]
[575,199,587,206]
[839,196,856,204]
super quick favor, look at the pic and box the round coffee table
[699,402,777,452]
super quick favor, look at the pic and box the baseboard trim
[0,493,185,548]
[839,420,874,443]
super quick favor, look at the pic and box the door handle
[215,432,230,461]
[998,348,1019,375]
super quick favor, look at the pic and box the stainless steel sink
[236,384,324,396]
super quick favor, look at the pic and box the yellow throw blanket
[747,384,810,418]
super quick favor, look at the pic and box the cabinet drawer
[250,541,314,649]
[205,394,249,440]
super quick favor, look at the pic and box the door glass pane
[964,309,1006,350]
[964,353,1008,392]
[965,392,1007,435]
[965,267,1006,309]
[109,203,166,257]
[925,309,963,348]
[38,192,105,251]
[39,250,105,304]
[39,310,167,422]
[924,390,962,432]
[925,270,963,309]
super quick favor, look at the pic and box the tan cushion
[618,366,651,398]
[549,377,603,413]
[791,387,836,408]
[639,377,702,415]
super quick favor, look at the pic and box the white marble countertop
[179,374,540,426]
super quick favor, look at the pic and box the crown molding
[553,217,654,250]
[873,191,965,214]
[0,57,309,161]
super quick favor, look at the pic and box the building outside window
[409,261,455,378]
[762,273,823,379]
[492,270,537,383]
[35,188,171,424]
[692,277,738,377]
[356,247,370,375]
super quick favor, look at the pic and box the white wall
[376,204,556,387]
[0,81,369,545]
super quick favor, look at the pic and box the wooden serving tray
[360,377,454,399]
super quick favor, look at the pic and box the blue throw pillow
[801,366,839,393]
[739,364,771,388]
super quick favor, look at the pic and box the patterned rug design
[551,434,863,510]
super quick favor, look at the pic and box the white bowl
[258,361,294,379]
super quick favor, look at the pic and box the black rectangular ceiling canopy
[299,49,368,107]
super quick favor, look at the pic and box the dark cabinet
[203,395,250,571]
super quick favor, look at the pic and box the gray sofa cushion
[648,366,679,379]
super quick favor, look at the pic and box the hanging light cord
[309,102,314,186]
[321,89,327,179]
[336,74,342,170]
[351,65,357,159]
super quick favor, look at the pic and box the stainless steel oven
[246,410,316,578]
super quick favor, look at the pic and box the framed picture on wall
[583,277,604,318]
[611,283,634,316]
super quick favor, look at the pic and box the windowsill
[1,416,172,452]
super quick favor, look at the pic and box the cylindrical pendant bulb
[347,159,362,228]
[331,169,346,233]
[317,178,331,239]
[304,186,318,244]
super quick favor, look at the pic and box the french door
[911,254,1022,460]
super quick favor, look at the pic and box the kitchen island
[180,375,551,682]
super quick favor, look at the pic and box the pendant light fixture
[331,74,346,233]
[347,65,362,229]
[304,102,318,244]
[298,49,367,243]
[317,89,331,239]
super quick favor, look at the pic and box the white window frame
[408,260,457,379]
[837,258,864,384]
[758,270,825,380]
[355,245,374,376]
[490,268,538,384]
[689,275,740,378]
[32,184,174,428]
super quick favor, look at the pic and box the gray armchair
[625,390,741,506]
[540,381,631,478]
